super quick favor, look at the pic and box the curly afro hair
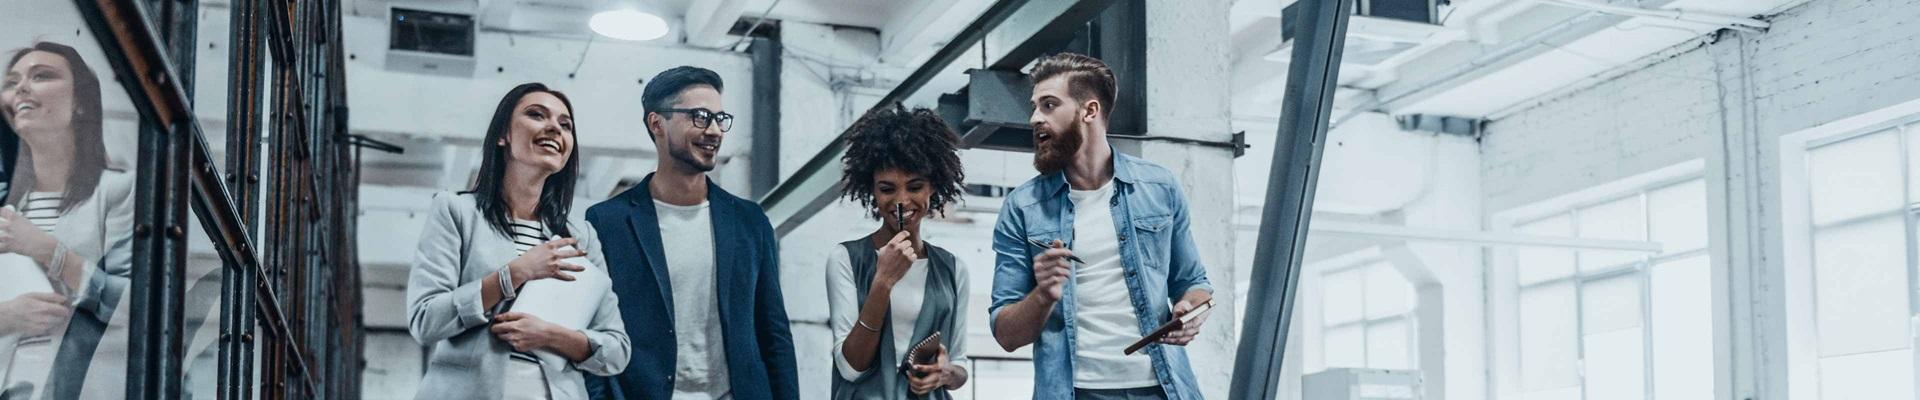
[839,103,967,218]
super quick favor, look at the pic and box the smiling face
[872,168,933,231]
[649,85,724,173]
[500,91,575,175]
[1029,76,1089,175]
[1,51,76,136]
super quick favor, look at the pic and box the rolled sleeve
[1163,184,1212,298]
[987,197,1032,338]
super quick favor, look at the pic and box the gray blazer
[407,192,631,400]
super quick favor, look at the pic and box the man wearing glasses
[585,66,799,400]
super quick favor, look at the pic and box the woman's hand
[907,343,954,395]
[506,237,587,286]
[874,231,916,287]
[490,312,568,353]
[0,207,59,264]
[0,292,70,337]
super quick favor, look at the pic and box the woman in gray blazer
[407,83,629,400]
[0,41,139,399]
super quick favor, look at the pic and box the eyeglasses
[657,108,735,133]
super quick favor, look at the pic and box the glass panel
[1364,319,1410,370]
[1516,214,1576,286]
[1908,125,1920,204]
[1323,268,1365,326]
[1650,254,1714,400]
[1818,349,1915,400]
[1581,329,1646,400]
[1581,275,1642,334]
[1808,129,1902,225]
[1519,283,1579,390]
[1363,263,1412,319]
[1577,196,1646,271]
[1811,216,1910,357]
[0,1,146,398]
[1648,180,1708,253]
[1324,324,1366,369]
[1522,387,1581,400]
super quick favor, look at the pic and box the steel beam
[1229,0,1352,397]
[750,37,782,199]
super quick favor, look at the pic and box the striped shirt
[508,219,546,255]
[22,192,62,231]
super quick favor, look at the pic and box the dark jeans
[1073,386,1169,400]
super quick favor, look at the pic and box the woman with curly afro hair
[825,103,973,399]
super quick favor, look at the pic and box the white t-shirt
[1068,181,1158,389]
[825,244,971,379]
[655,199,732,400]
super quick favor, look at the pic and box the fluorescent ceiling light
[589,9,669,41]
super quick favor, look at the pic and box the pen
[1026,237,1087,264]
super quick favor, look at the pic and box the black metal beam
[749,37,782,199]
[1229,0,1352,397]
[219,0,266,398]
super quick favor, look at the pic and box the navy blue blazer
[583,174,799,400]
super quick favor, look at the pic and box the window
[1789,124,1919,399]
[1501,176,1712,400]
[1317,261,1416,371]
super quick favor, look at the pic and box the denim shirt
[989,151,1213,400]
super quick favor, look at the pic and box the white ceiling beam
[1236,220,1667,253]
[878,0,968,64]
[684,0,750,48]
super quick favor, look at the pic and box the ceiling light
[589,9,669,41]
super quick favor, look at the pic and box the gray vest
[831,238,959,400]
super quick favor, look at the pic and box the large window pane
[1809,130,1902,225]
[1581,275,1642,334]
[1819,349,1915,400]
[1324,325,1367,369]
[1582,329,1646,400]
[1650,254,1714,400]
[1516,215,1576,286]
[1519,283,1579,390]
[1365,319,1411,370]
[1363,263,1412,319]
[1648,180,1709,253]
[1323,269,1365,326]
[0,1,146,397]
[1811,216,1910,357]
[1577,196,1646,271]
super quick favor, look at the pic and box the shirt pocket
[1131,214,1173,269]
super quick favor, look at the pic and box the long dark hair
[465,83,580,238]
[2,42,108,213]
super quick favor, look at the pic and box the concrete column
[1141,0,1237,397]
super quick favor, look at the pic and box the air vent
[386,7,476,77]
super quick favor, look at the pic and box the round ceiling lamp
[589,8,670,41]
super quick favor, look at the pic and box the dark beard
[669,138,716,172]
[1032,123,1082,175]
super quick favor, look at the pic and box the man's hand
[1160,290,1213,345]
[1030,240,1073,302]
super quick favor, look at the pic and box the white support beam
[1238,220,1666,253]
[879,0,967,63]
[684,0,750,48]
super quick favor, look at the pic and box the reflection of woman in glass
[828,104,972,399]
[408,83,629,400]
[0,41,136,399]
